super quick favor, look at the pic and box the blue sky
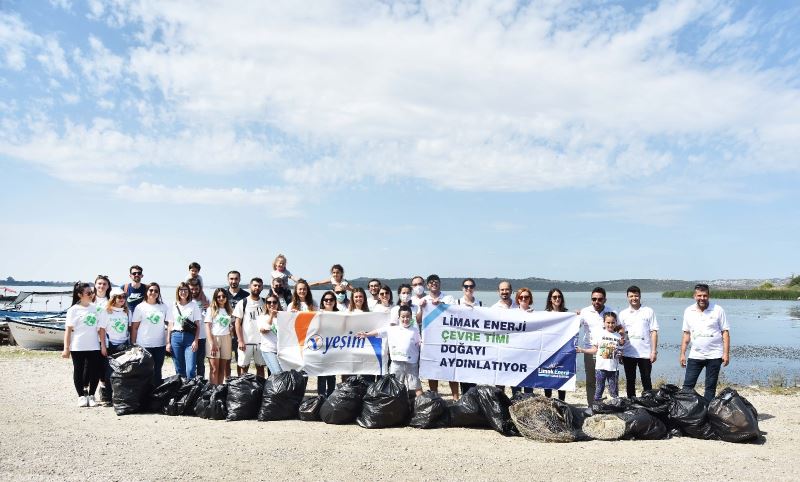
[0,0,798,286]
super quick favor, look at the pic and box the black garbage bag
[165,377,206,416]
[299,395,326,422]
[617,408,668,440]
[446,387,488,428]
[258,370,308,421]
[632,389,672,415]
[226,374,264,421]
[194,384,214,419]
[668,389,717,439]
[148,375,184,413]
[409,391,448,429]
[110,345,155,415]
[320,376,370,424]
[356,375,410,429]
[591,397,636,414]
[708,387,760,443]
[475,385,518,436]
[208,384,228,420]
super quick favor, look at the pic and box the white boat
[6,317,65,350]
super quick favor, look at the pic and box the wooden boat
[0,290,69,319]
[6,317,65,350]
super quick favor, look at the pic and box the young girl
[577,312,624,401]
[257,294,284,376]
[348,288,370,313]
[168,282,202,379]
[205,288,233,385]
[62,282,107,407]
[271,253,298,289]
[99,287,130,405]
[309,264,352,291]
[93,275,111,310]
[131,282,171,386]
[358,305,423,396]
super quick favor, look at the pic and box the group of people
[61,256,731,413]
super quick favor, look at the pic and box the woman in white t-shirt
[511,287,536,397]
[205,288,234,385]
[544,288,568,401]
[98,287,130,405]
[168,282,202,379]
[289,279,317,312]
[371,285,393,313]
[257,294,284,376]
[317,291,339,397]
[348,288,370,313]
[93,275,111,313]
[62,282,107,407]
[131,282,171,386]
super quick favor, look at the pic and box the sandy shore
[0,347,797,481]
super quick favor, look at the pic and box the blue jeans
[195,338,206,378]
[683,358,722,402]
[261,350,283,376]
[170,331,197,379]
[146,346,166,387]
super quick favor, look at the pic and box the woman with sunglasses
[167,282,202,379]
[289,279,317,312]
[457,278,482,307]
[205,288,233,385]
[348,287,370,313]
[62,282,107,407]
[317,290,339,397]
[258,295,284,376]
[131,282,172,386]
[510,287,536,397]
[544,288,568,401]
[371,285,393,313]
[98,287,130,405]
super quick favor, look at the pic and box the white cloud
[73,35,124,95]
[0,12,40,70]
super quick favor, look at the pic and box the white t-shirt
[184,273,204,286]
[290,301,317,312]
[372,303,391,314]
[592,330,622,371]
[579,304,617,349]
[491,299,518,310]
[390,304,419,326]
[424,292,456,306]
[204,308,233,337]
[619,306,659,358]
[272,269,293,284]
[172,301,202,332]
[93,296,109,315]
[682,302,730,359]
[257,313,279,353]
[458,296,482,307]
[233,297,266,344]
[101,307,130,344]
[132,302,171,348]
[66,303,103,351]
[368,298,380,310]
[377,324,421,363]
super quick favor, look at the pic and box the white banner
[419,304,580,390]
[276,311,389,376]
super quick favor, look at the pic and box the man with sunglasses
[578,287,618,410]
[420,274,459,399]
[367,279,382,309]
[122,265,147,313]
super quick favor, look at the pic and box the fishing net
[582,414,627,440]
[509,396,578,443]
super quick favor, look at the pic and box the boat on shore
[0,290,69,319]
[6,317,65,350]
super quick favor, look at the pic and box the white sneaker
[86,395,97,407]
[77,396,88,407]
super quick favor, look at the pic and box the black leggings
[71,350,103,397]
[622,356,653,398]
[544,389,566,401]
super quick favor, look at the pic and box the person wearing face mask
[409,276,426,307]
[334,285,349,311]
[266,276,291,311]
[391,283,421,326]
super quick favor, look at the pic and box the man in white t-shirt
[367,278,382,310]
[491,281,517,309]
[618,285,659,398]
[419,274,459,399]
[410,276,426,307]
[234,278,266,378]
[680,283,730,402]
[578,287,617,409]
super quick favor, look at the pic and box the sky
[0,0,798,286]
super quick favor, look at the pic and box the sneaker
[86,395,98,407]
[77,396,88,407]
[583,407,593,416]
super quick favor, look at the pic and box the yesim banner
[276,311,389,376]
[420,304,580,390]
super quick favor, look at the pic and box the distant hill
[346,277,698,292]
[1,277,73,287]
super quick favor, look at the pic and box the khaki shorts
[207,334,232,360]
[237,344,265,368]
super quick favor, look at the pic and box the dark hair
[368,278,381,287]
[349,287,370,312]
[627,285,641,295]
[545,288,567,312]
[250,277,264,285]
[264,294,284,312]
[94,275,111,298]
[379,284,393,305]
[290,279,315,311]
[396,283,412,306]
[320,290,339,311]
[411,276,424,285]
[176,282,191,302]
[603,312,618,322]
[398,304,412,316]
[188,277,201,287]
[330,264,344,274]
[71,282,93,306]
[426,274,441,284]
[462,278,475,287]
[591,287,607,298]
[129,265,143,274]
[145,282,163,304]
[694,283,710,293]
[228,270,241,277]
[189,262,201,270]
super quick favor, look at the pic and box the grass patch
[662,289,800,300]
[0,346,61,359]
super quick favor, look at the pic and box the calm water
[13,287,800,386]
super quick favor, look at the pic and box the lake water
[11,287,800,386]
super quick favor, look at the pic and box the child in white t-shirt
[577,312,625,401]
[358,305,422,396]
[271,253,297,289]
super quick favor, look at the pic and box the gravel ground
[0,347,797,481]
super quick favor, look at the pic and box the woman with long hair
[62,282,107,407]
[544,288,568,401]
[348,287,370,313]
[317,290,338,397]
[167,282,202,379]
[371,285,393,313]
[289,278,317,312]
[131,282,172,386]
[93,275,111,308]
[205,288,233,384]
[511,287,535,397]
[258,293,284,376]
[98,287,129,405]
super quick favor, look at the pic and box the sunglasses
[518,295,531,300]
[551,295,562,300]
[215,294,227,299]
[322,298,335,303]
[379,292,389,296]
[266,300,279,305]
[131,272,142,276]
[463,284,475,289]
[148,289,160,293]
